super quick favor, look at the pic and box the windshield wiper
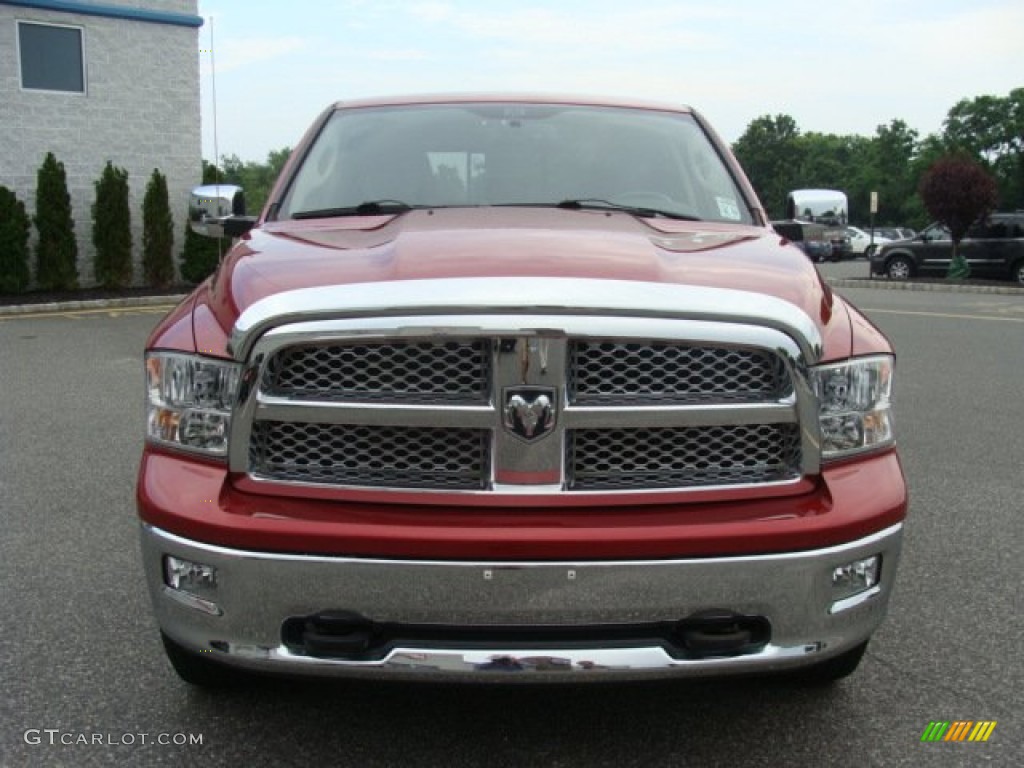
[555,198,701,221]
[290,200,413,220]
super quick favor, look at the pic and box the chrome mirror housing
[189,184,250,238]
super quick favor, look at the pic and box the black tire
[161,632,244,688]
[885,255,913,280]
[789,640,868,685]
[865,245,876,259]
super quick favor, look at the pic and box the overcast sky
[196,0,1024,163]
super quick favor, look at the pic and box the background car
[772,219,834,262]
[785,189,852,260]
[846,226,892,257]
[870,213,1024,283]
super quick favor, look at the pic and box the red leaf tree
[918,155,998,278]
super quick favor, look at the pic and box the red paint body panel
[137,447,906,560]
[148,208,872,364]
[146,292,196,352]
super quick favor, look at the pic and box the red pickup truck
[139,94,906,686]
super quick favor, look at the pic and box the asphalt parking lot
[1,281,1021,767]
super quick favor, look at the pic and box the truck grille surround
[238,315,812,500]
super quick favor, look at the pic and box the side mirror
[188,184,256,239]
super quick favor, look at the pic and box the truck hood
[179,207,849,359]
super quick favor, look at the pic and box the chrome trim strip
[252,314,810,352]
[161,586,223,617]
[254,398,497,429]
[244,642,822,675]
[237,474,809,505]
[229,279,823,363]
[562,400,798,429]
[147,522,901,568]
[829,585,883,615]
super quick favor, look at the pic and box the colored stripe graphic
[921,721,996,742]
[945,721,971,741]
[969,722,997,742]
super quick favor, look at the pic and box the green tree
[220,147,292,215]
[92,162,133,289]
[943,89,1024,209]
[797,132,853,189]
[865,120,920,225]
[904,134,950,228]
[0,185,31,293]
[732,115,804,218]
[142,169,175,288]
[918,155,998,279]
[34,152,78,290]
[794,132,866,219]
[180,161,225,284]
[730,88,1023,232]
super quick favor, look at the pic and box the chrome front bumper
[141,523,903,681]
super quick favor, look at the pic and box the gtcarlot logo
[24,729,204,747]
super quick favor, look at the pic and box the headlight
[811,354,894,459]
[146,352,241,457]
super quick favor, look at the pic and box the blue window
[18,21,85,93]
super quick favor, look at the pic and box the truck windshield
[278,103,753,225]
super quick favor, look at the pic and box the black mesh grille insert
[568,424,802,490]
[569,341,789,404]
[263,339,491,403]
[249,421,490,490]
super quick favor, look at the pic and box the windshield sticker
[716,197,741,220]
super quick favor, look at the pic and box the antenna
[208,15,224,257]
[209,15,219,182]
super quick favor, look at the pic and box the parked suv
[870,213,1024,283]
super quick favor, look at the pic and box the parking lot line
[862,308,1024,324]
[0,305,177,321]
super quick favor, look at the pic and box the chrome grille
[568,425,802,490]
[249,422,490,489]
[263,340,491,403]
[240,319,808,498]
[570,341,788,404]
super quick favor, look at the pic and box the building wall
[0,0,202,288]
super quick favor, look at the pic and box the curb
[827,278,1024,295]
[0,294,188,317]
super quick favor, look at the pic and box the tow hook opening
[673,610,771,658]
[283,609,771,662]
[290,610,374,657]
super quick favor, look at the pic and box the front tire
[885,255,913,280]
[161,633,244,688]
